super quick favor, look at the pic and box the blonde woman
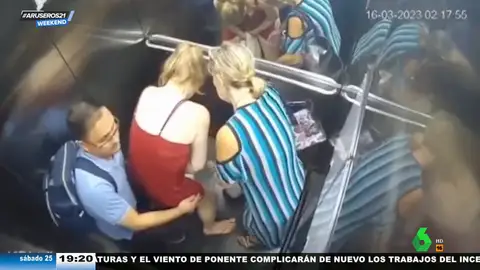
[215,0,279,58]
[209,43,306,249]
[128,43,236,236]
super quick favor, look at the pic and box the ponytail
[250,76,266,98]
[209,42,264,98]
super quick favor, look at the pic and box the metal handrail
[148,34,341,89]
[342,92,426,128]
[367,92,432,119]
[145,34,433,124]
[145,39,339,96]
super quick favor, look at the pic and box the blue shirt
[75,148,137,240]
[216,86,306,249]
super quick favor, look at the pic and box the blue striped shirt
[216,86,306,249]
[282,0,341,56]
[378,22,424,65]
[352,21,424,65]
[330,135,422,251]
[352,20,392,64]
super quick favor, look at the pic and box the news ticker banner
[2,253,480,269]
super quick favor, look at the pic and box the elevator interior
[0,0,479,255]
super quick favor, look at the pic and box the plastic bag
[286,100,327,150]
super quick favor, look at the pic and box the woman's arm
[216,125,240,164]
[214,0,246,40]
[215,125,242,188]
[186,105,211,174]
[277,16,304,66]
[249,6,278,36]
[227,25,247,40]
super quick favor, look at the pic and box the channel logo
[412,227,444,252]
[20,10,75,28]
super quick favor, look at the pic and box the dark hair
[67,101,102,140]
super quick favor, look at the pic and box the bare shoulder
[181,101,210,124]
[142,85,158,95]
[287,16,304,39]
[138,86,158,103]
[216,125,240,162]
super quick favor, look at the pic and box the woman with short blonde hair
[129,43,236,236]
[209,43,306,249]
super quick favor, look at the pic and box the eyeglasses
[88,117,119,149]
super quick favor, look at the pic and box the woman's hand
[277,54,303,66]
[249,5,278,37]
[228,26,247,40]
[217,181,235,190]
[237,31,247,40]
[207,160,237,190]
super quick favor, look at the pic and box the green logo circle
[412,227,432,252]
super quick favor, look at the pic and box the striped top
[352,20,424,65]
[351,20,392,64]
[215,86,306,249]
[378,22,424,65]
[282,0,341,56]
[330,135,422,251]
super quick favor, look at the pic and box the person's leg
[197,189,236,235]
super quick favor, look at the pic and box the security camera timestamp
[366,9,468,21]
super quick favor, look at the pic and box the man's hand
[177,194,201,214]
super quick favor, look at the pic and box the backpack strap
[76,157,118,193]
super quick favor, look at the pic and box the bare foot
[203,218,236,235]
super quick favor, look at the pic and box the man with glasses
[67,101,200,251]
